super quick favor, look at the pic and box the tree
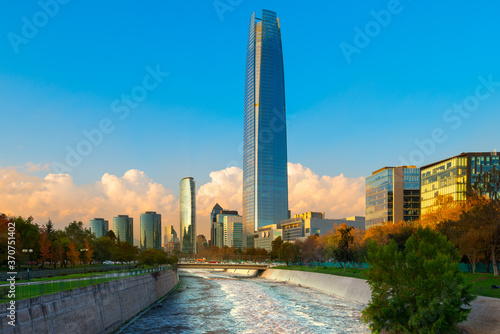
[82,239,94,265]
[38,230,52,270]
[279,242,300,266]
[113,241,139,263]
[67,241,80,268]
[362,227,475,333]
[271,236,283,260]
[296,234,325,264]
[92,236,115,262]
[139,249,169,265]
[105,230,117,243]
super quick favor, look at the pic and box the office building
[140,211,161,250]
[180,177,196,254]
[365,166,421,229]
[196,235,208,253]
[334,216,366,229]
[214,210,239,248]
[243,10,289,248]
[89,218,108,239]
[164,225,179,244]
[253,224,282,252]
[210,203,223,247]
[113,215,133,245]
[421,152,500,215]
[164,242,180,255]
[223,215,243,250]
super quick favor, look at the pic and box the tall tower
[113,215,133,245]
[140,211,161,250]
[243,10,288,248]
[180,177,196,254]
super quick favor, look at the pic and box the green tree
[362,227,475,333]
[105,230,117,243]
[279,242,300,266]
[14,216,40,269]
[271,236,283,260]
[113,241,139,263]
[65,221,91,249]
[139,249,169,265]
[92,236,115,262]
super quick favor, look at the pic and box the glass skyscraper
[180,177,196,254]
[113,215,133,245]
[89,218,108,239]
[365,166,420,229]
[140,211,161,250]
[243,10,289,248]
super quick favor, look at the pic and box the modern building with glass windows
[140,211,161,250]
[365,166,420,229]
[180,177,196,254]
[210,203,223,247]
[421,152,500,215]
[164,225,179,244]
[243,9,289,249]
[113,215,133,245]
[223,215,243,250]
[89,218,108,239]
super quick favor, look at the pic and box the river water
[122,269,370,333]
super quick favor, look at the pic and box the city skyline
[1,2,499,239]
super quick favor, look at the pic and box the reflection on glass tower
[243,10,289,248]
[140,211,161,250]
[113,215,134,245]
[180,177,196,254]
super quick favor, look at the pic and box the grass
[462,272,500,299]
[273,265,367,279]
[274,265,500,299]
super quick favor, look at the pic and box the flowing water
[122,269,370,333]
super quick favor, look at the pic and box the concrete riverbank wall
[261,269,500,334]
[0,268,178,334]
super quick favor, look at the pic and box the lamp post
[22,249,33,281]
[80,248,88,274]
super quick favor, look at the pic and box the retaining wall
[262,269,500,334]
[0,268,178,334]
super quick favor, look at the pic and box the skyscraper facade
[243,10,289,248]
[365,166,421,229]
[113,215,133,245]
[180,177,196,254]
[89,218,108,239]
[163,225,179,244]
[210,203,223,247]
[420,152,500,214]
[140,211,161,250]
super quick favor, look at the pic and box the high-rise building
[215,210,239,248]
[164,225,179,244]
[180,177,196,254]
[243,10,289,248]
[113,215,133,245]
[420,152,500,215]
[196,235,208,254]
[89,218,108,238]
[210,203,223,247]
[140,211,161,250]
[365,166,420,229]
[223,215,243,250]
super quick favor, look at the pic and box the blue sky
[1,0,500,193]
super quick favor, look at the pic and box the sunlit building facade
[223,215,243,250]
[365,166,420,228]
[243,10,289,248]
[113,215,133,245]
[180,177,196,254]
[89,218,108,239]
[421,152,500,214]
[140,211,161,250]
[164,225,179,244]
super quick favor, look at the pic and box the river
[122,269,370,333]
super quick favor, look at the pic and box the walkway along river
[121,269,370,333]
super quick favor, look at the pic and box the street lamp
[80,248,88,274]
[22,249,33,281]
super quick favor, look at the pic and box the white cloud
[0,162,365,243]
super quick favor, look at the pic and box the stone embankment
[0,268,178,334]
[261,269,500,334]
